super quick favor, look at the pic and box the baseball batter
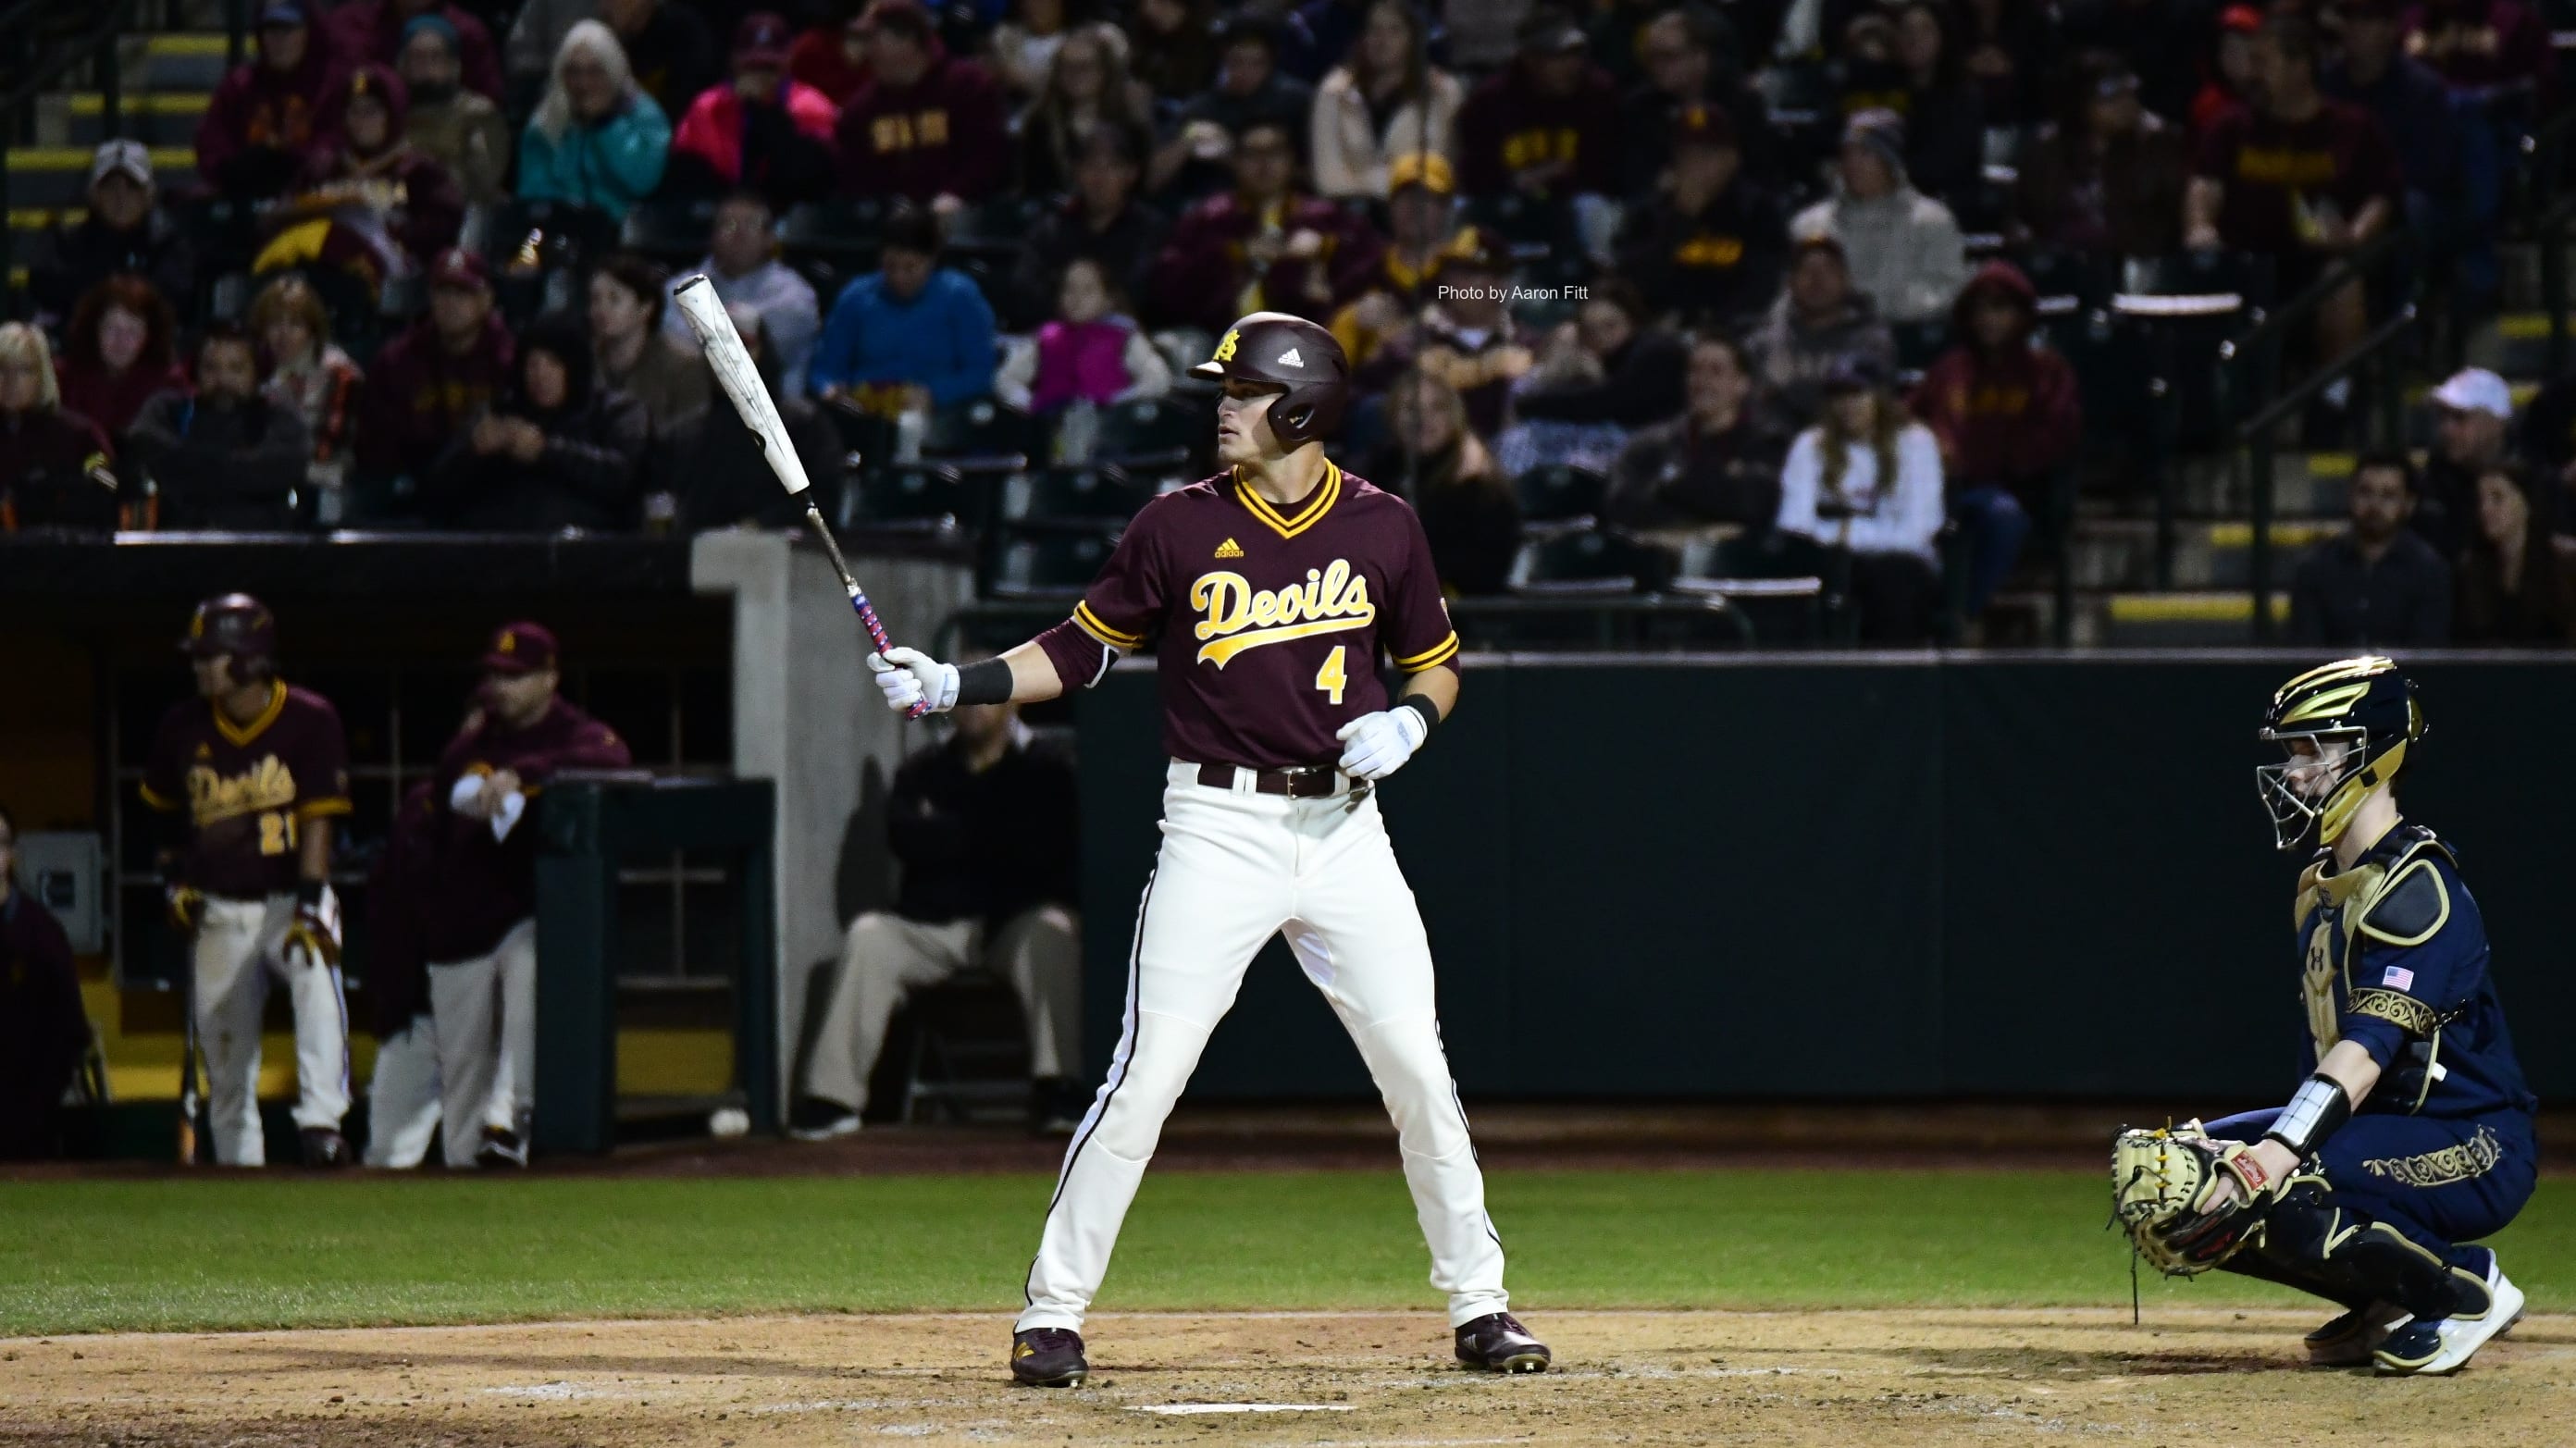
[869,313,1546,1388]
[2113,658,2535,1375]
[142,595,353,1168]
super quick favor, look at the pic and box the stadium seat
[840,464,972,534]
[63,93,207,147]
[824,398,898,472]
[942,195,1045,262]
[620,197,718,266]
[984,524,1122,597]
[1461,192,1571,262]
[923,396,1036,469]
[1510,464,1609,526]
[997,466,1156,526]
[1091,395,1204,465]
[1509,527,1661,593]
[780,198,887,265]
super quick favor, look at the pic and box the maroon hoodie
[198,33,341,197]
[1909,261,2082,498]
[357,309,514,479]
[832,39,1009,201]
[1454,57,1620,199]
[299,65,466,266]
[326,0,502,101]
[420,697,633,962]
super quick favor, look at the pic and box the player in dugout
[2114,657,2535,1375]
[142,594,355,1168]
[866,312,1547,1387]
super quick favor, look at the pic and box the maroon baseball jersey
[419,696,634,962]
[141,682,353,898]
[1036,462,1461,770]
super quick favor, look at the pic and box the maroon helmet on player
[1190,312,1350,448]
[180,593,279,682]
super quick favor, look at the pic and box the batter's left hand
[1335,709,1427,781]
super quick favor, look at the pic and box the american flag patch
[2383,967,2416,991]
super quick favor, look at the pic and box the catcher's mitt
[2110,1122,2281,1276]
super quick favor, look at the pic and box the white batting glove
[868,647,960,714]
[1335,708,1428,781]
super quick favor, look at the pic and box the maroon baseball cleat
[1010,1328,1089,1387]
[1455,1312,1550,1372]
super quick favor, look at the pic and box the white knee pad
[1084,1011,1209,1160]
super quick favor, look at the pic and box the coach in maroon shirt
[831,0,1009,205]
[0,805,91,1160]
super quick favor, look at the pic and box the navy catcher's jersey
[2290,823,2535,1121]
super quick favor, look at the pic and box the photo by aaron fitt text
[1436,285,1591,303]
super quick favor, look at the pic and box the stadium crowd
[0,0,2570,639]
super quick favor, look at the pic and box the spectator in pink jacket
[668,12,841,207]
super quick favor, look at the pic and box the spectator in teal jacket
[517,19,671,220]
[809,204,999,408]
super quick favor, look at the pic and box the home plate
[1133,1404,1357,1416]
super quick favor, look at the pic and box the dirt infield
[6,1307,2570,1447]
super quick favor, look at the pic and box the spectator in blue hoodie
[810,203,999,408]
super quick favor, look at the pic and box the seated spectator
[810,203,1000,409]
[2418,367,2518,558]
[1154,118,1385,333]
[1881,0,1988,204]
[2288,450,2452,645]
[663,192,824,396]
[591,254,712,435]
[328,0,503,99]
[996,257,1175,415]
[0,804,91,1162]
[2405,0,2557,102]
[2331,0,2490,307]
[787,4,873,105]
[2455,464,2576,645]
[2014,55,2186,258]
[2058,0,2211,121]
[519,20,673,222]
[251,276,365,521]
[293,66,469,270]
[199,1,341,204]
[1607,333,1785,530]
[400,15,513,204]
[1127,0,1220,100]
[1777,355,1947,643]
[1791,110,1968,325]
[1910,262,2081,619]
[1017,24,1158,200]
[787,684,1081,1139]
[1455,7,1619,204]
[604,0,722,120]
[2192,6,2263,136]
[1331,154,1488,366]
[1008,125,1169,330]
[833,0,1010,205]
[1351,235,1530,437]
[666,13,841,208]
[1153,15,1318,199]
[2185,16,2398,368]
[1503,282,1688,473]
[1613,105,1789,332]
[423,624,636,1167]
[504,0,587,104]
[1309,0,1462,200]
[1618,7,1780,198]
[0,324,120,535]
[26,142,196,330]
[125,324,312,531]
[989,0,1073,97]
[56,277,189,440]
[1367,367,1520,595]
[1746,236,1897,427]
[359,247,516,486]
[420,312,650,530]
[1957,0,2055,126]
[665,301,844,528]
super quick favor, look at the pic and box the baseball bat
[671,275,931,717]
[177,961,202,1167]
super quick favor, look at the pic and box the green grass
[2,1170,2568,1336]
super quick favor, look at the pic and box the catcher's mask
[2257,657,2422,851]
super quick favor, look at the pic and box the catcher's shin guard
[2230,1185,2469,1322]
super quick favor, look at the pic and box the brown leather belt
[1195,762,1357,799]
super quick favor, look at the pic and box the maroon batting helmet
[180,593,279,680]
[1190,311,1350,448]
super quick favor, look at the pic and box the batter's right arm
[871,507,1163,714]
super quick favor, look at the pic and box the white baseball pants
[801,905,1084,1114]
[426,918,537,1167]
[1018,762,1509,1333]
[363,1013,442,1169]
[192,894,350,1168]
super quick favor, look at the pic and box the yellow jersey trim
[214,681,289,749]
[1072,601,1144,649]
[138,782,180,811]
[1195,613,1373,666]
[1233,462,1342,539]
[1393,631,1460,670]
[295,798,355,821]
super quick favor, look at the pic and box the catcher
[2112,658,2535,1375]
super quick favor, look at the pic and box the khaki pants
[801,906,1082,1115]
[426,918,537,1167]
[193,894,350,1167]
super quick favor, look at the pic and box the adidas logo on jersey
[1278,348,1304,367]
[1214,538,1245,558]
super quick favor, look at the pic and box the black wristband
[2263,1071,2353,1156]
[1395,694,1441,740]
[295,879,326,909]
[954,657,1016,707]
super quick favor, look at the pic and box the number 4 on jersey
[1316,645,1348,705]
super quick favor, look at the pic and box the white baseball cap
[2431,367,2513,420]
[88,138,153,190]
